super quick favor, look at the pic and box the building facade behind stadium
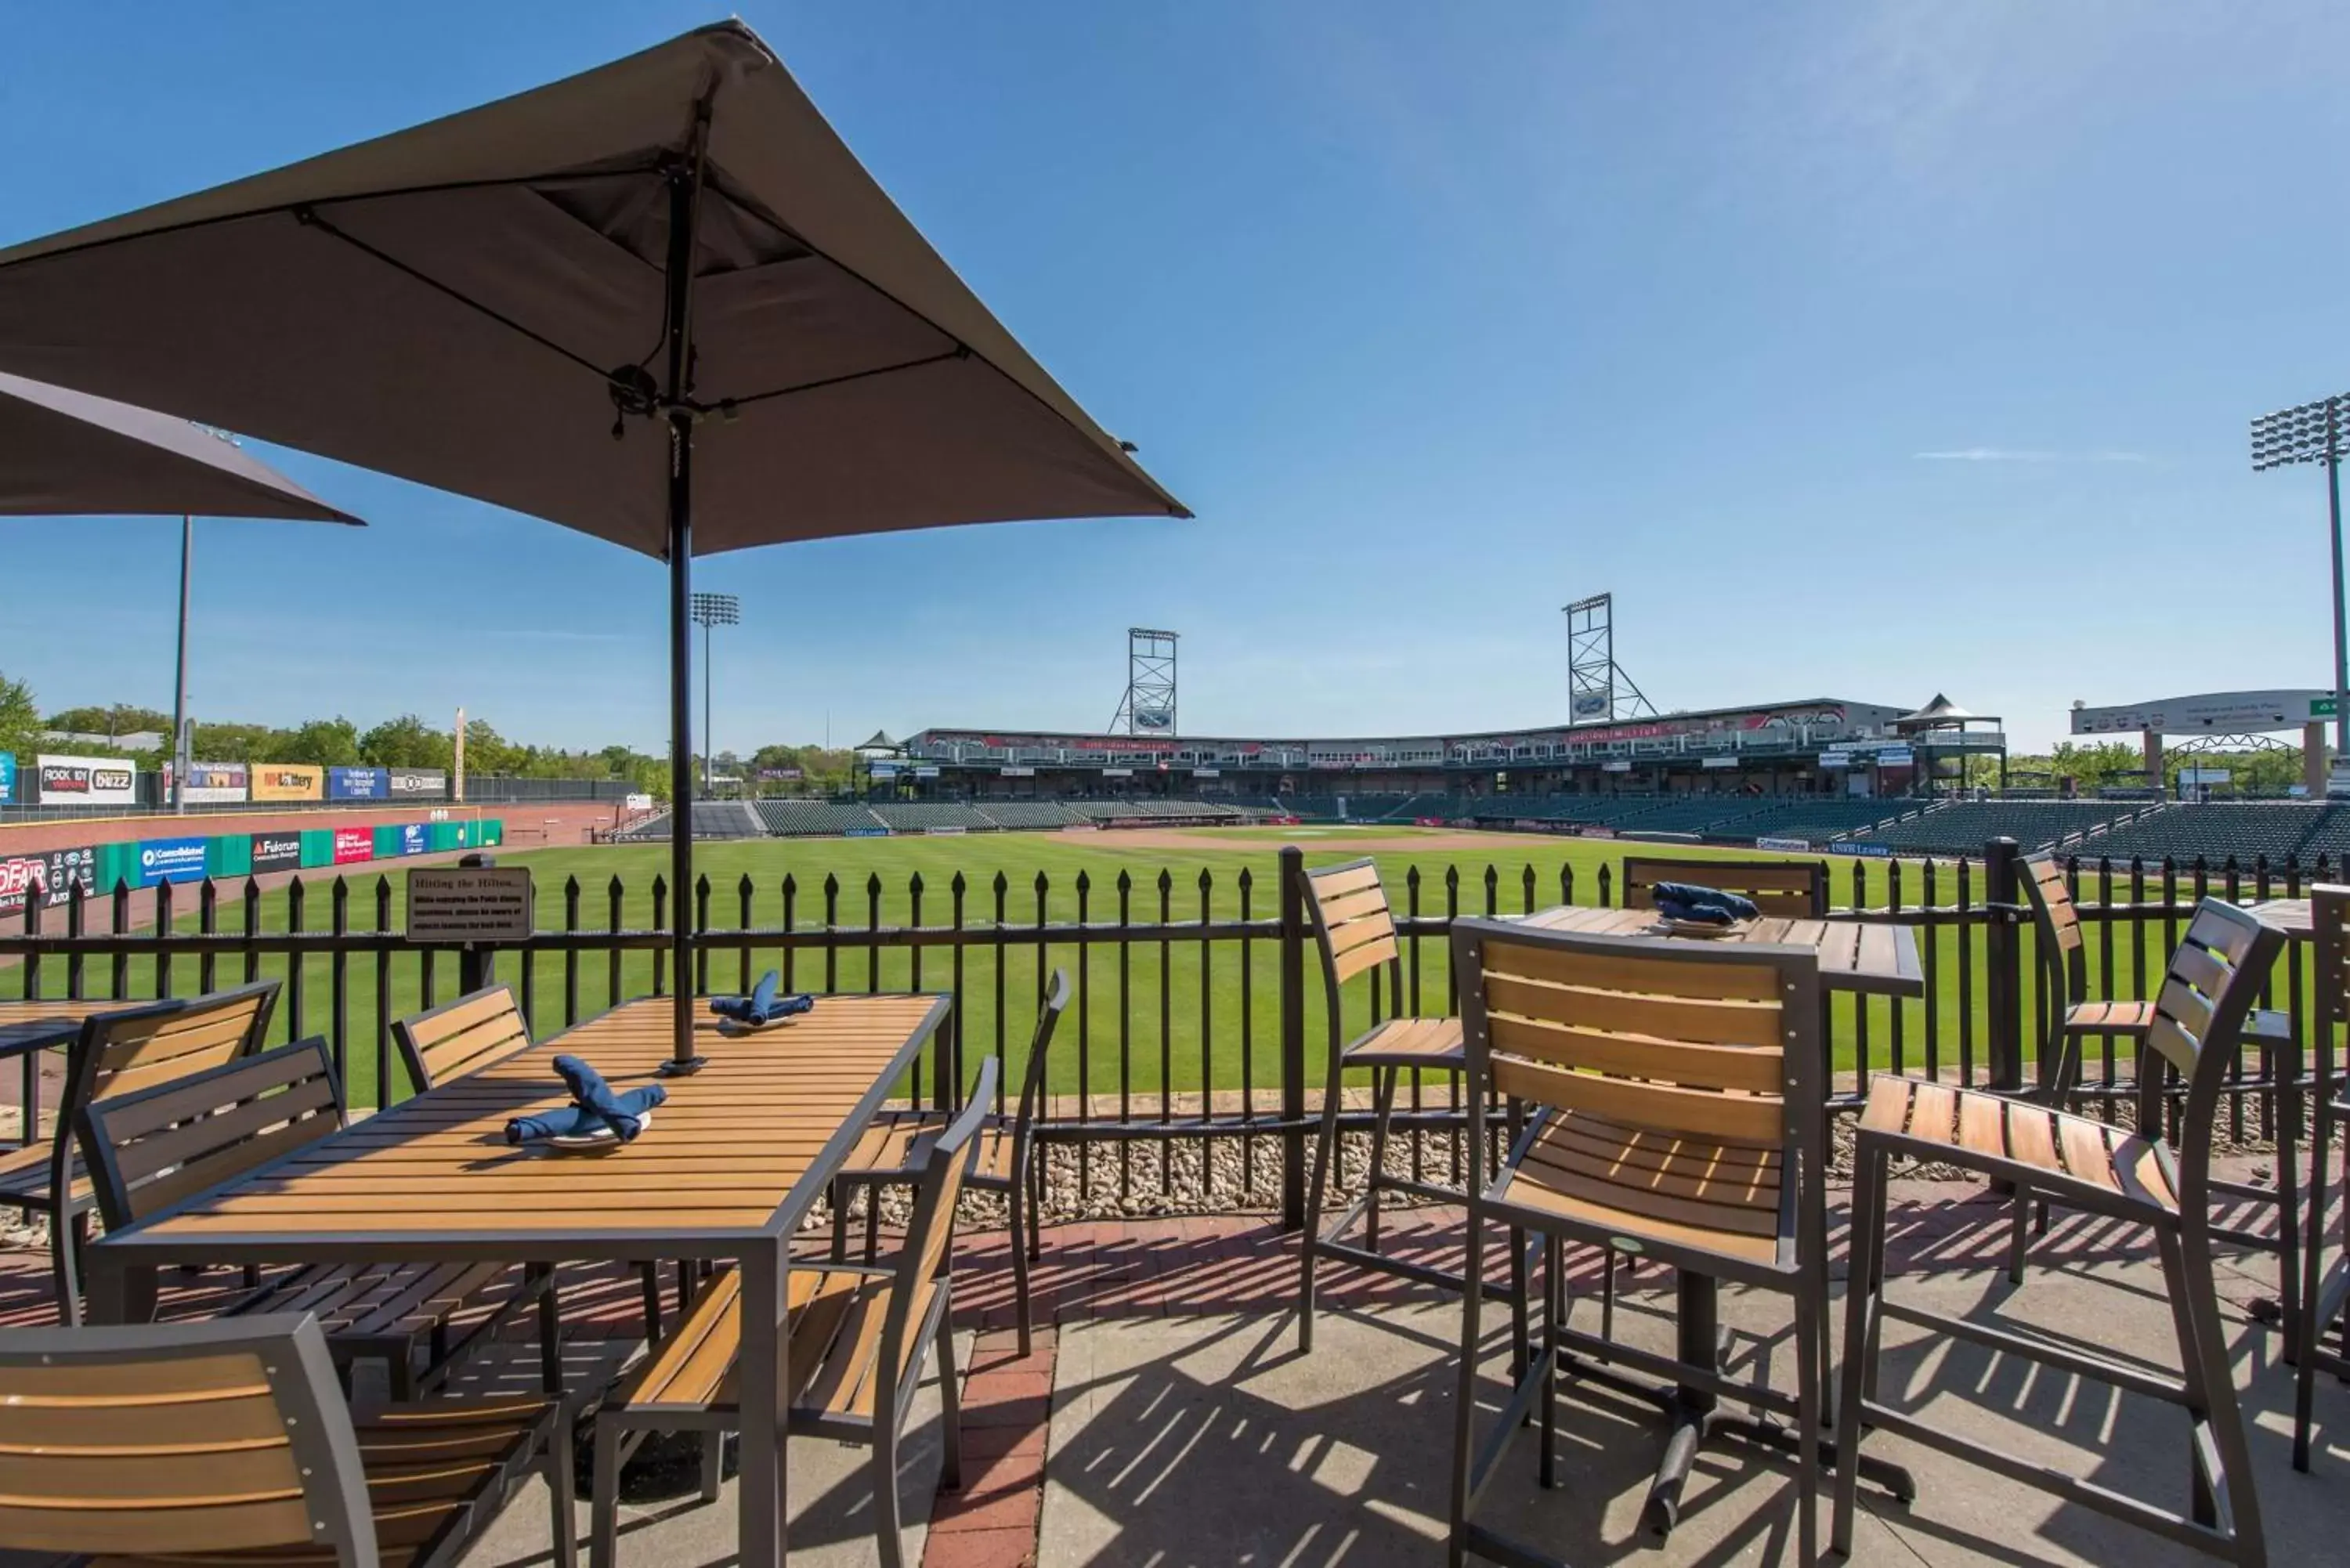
[898,696,2008,802]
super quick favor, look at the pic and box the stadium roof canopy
[0,370,357,524]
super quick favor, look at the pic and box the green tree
[0,671,40,764]
[44,703,171,739]
[359,714,454,771]
[269,717,362,768]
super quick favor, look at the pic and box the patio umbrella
[0,20,1188,1070]
[0,370,361,810]
[0,370,358,522]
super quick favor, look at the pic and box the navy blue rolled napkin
[505,1089,663,1145]
[710,968,814,1026]
[503,1054,667,1144]
[1651,882,1760,925]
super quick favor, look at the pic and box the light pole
[2251,395,2350,768]
[688,591,739,798]
[171,513,193,814]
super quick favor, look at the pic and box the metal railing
[3,838,2331,1227]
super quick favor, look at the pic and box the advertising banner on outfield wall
[181,761,249,804]
[0,846,96,915]
[251,764,324,801]
[36,754,137,806]
[135,836,209,887]
[0,753,14,804]
[400,822,428,854]
[387,768,446,797]
[331,827,374,864]
[327,767,389,800]
[250,833,303,873]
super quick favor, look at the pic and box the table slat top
[1509,906,1924,996]
[0,999,91,1058]
[2249,898,2313,936]
[106,993,946,1257]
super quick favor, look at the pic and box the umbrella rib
[293,204,613,384]
[718,347,968,412]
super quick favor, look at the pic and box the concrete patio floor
[4,1166,2348,1568]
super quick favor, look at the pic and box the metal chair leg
[2161,1219,2267,1563]
[547,1400,580,1568]
[1447,1201,1487,1568]
[1298,1063,1343,1353]
[1007,1175,1033,1360]
[873,1420,905,1568]
[49,1208,86,1329]
[590,1421,623,1568]
[1538,1235,1559,1490]
[700,1429,724,1504]
[1365,1066,1397,1254]
[1831,1139,1889,1558]
[936,1298,964,1492]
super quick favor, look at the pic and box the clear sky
[4,1,2346,754]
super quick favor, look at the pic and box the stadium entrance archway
[2070,689,2332,794]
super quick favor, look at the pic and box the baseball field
[0,823,2113,1110]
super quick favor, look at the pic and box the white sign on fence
[406,866,536,943]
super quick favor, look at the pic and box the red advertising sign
[331,827,373,865]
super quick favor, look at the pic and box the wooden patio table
[86,992,953,1568]
[0,999,95,1149]
[1504,905,1925,1533]
[1513,904,1924,996]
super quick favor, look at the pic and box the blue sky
[4,1,2346,754]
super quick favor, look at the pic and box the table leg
[85,1252,157,1327]
[738,1236,787,1568]
[1644,1271,1720,1535]
[20,1049,38,1151]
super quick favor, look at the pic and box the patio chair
[1835,897,2280,1566]
[0,978,277,1325]
[2296,883,2350,1472]
[1446,919,1831,1568]
[1621,854,1829,917]
[2016,854,2298,1333]
[0,1312,573,1568]
[79,1035,547,1400]
[589,1058,996,1568]
[1300,857,1494,1354]
[830,970,1070,1357]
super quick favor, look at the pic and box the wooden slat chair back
[1455,922,1824,1263]
[78,1036,344,1234]
[2017,852,2092,1037]
[2296,885,2350,1469]
[23,980,280,1324]
[1303,858,1401,1006]
[0,1315,374,1563]
[1621,855,1828,919]
[1447,918,1829,1566]
[2139,900,2287,1215]
[392,984,533,1094]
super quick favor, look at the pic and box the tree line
[5,672,855,800]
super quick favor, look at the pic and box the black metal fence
[2,838,2334,1225]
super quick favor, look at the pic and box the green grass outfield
[5,826,2273,1111]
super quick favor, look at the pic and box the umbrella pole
[660,111,714,1075]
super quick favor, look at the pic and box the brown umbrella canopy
[0,20,1186,555]
[0,20,1185,1078]
[0,371,359,523]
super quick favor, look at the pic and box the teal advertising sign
[0,752,13,804]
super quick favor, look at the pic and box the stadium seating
[1065,798,1249,821]
[751,800,885,836]
[1728,798,1907,845]
[1857,802,2137,858]
[976,801,1086,829]
[614,800,765,841]
[2070,804,2345,869]
[869,802,993,832]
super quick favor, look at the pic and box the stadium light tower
[689,591,739,798]
[2251,395,2350,760]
